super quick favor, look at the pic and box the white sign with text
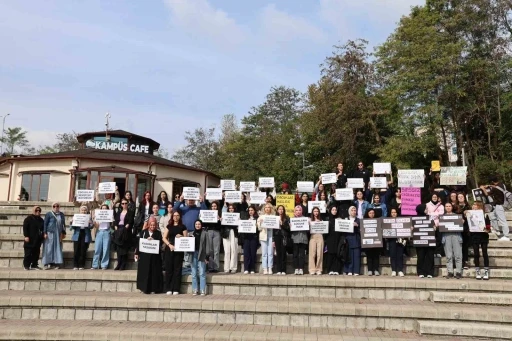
[98,182,116,194]
[290,217,309,231]
[239,181,256,192]
[321,173,337,185]
[199,210,218,223]
[205,188,222,201]
[220,180,236,191]
[183,187,200,200]
[76,190,95,202]
[139,238,160,254]
[175,237,195,252]
[94,210,113,223]
[259,177,275,188]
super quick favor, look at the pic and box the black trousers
[73,230,89,268]
[293,243,306,270]
[164,248,184,293]
[23,243,40,269]
[115,254,128,270]
[366,248,381,272]
[325,253,341,273]
[274,236,287,273]
[243,238,258,272]
[473,242,489,268]
[416,247,435,276]
[462,233,470,264]
[389,240,404,272]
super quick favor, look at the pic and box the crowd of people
[21,161,511,295]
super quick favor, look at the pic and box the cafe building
[0,130,220,202]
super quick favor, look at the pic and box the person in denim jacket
[42,202,66,269]
[70,205,93,270]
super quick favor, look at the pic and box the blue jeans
[92,229,110,269]
[260,232,273,270]
[191,251,206,292]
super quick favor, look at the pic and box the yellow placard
[431,160,441,172]
[276,194,295,218]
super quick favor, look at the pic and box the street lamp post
[1,113,10,154]
[294,152,305,180]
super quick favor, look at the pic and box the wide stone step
[0,208,78,218]
[0,320,473,341]
[431,291,512,305]
[1,291,512,332]
[418,320,512,339]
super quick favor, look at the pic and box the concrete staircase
[0,201,511,340]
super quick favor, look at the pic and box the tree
[171,127,219,172]
[154,147,170,159]
[1,127,30,154]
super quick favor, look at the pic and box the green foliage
[0,127,29,154]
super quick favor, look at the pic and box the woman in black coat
[325,205,346,275]
[113,200,135,270]
[23,206,44,270]
[134,217,163,294]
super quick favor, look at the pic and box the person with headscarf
[42,202,66,270]
[291,205,308,275]
[343,206,361,276]
[134,217,163,294]
[70,205,93,270]
[23,206,44,270]
[325,205,345,275]
[426,193,445,258]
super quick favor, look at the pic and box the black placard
[411,216,436,247]
[360,218,383,249]
[381,217,412,238]
[438,214,464,233]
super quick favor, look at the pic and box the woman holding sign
[135,217,163,294]
[456,193,471,270]
[291,205,308,275]
[204,201,222,273]
[388,208,405,277]
[343,206,361,276]
[113,200,135,271]
[469,201,491,280]
[163,211,188,294]
[308,207,324,275]
[325,205,344,275]
[221,203,239,273]
[92,204,112,270]
[70,206,93,270]
[42,203,66,270]
[274,205,290,275]
[257,203,275,275]
[364,208,381,276]
[441,202,463,279]
[242,206,259,274]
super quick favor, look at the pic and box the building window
[136,175,152,200]
[20,174,50,201]
[75,172,88,190]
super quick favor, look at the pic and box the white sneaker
[244,271,249,275]
[476,270,482,280]
[263,269,268,275]
[73,267,78,270]
[200,291,206,296]
[299,269,304,275]
[328,272,333,275]
[78,268,84,270]
[281,272,286,275]
[368,271,373,276]
[166,291,172,295]
[354,274,359,276]
[398,271,405,277]
[192,290,198,296]
[250,271,255,274]
[391,271,397,277]
[334,272,339,275]
[483,269,489,280]
[268,269,273,275]
[419,275,424,278]
[347,273,353,276]
[427,275,433,278]
[172,292,179,295]
[294,269,299,275]
[499,236,510,241]
[374,271,380,276]
[224,270,230,273]
[316,271,322,275]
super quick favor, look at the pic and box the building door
[99,175,126,200]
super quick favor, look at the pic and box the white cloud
[163,0,245,48]
[259,4,327,44]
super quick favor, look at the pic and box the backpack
[495,186,512,210]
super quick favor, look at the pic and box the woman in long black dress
[134,217,163,294]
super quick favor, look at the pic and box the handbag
[221,227,230,239]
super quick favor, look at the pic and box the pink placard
[401,187,421,216]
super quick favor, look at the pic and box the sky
[0,0,424,154]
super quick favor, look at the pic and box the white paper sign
[290,217,309,231]
[221,180,236,191]
[370,177,387,189]
[336,188,354,201]
[249,192,266,204]
[238,220,257,233]
[308,201,326,213]
[94,209,113,223]
[224,191,242,203]
[72,214,90,227]
[221,212,240,226]
[260,215,280,229]
[240,181,256,192]
[259,177,275,188]
[440,167,467,185]
[346,178,365,188]
[310,221,328,234]
[398,170,424,188]
[321,173,337,185]
[466,210,486,232]
[175,237,195,252]
[199,210,218,223]
[76,190,95,202]
[297,181,314,193]
[206,188,222,201]
[98,182,116,194]
[335,219,354,233]
[373,163,391,174]
[139,238,160,254]
[183,187,200,200]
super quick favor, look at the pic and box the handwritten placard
[401,187,421,216]
[346,178,364,188]
[206,188,222,201]
[310,221,328,234]
[240,181,256,192]
[183,187,200,200]
[224,191,242,203]
[260,215,280,229]
[249,192,266,204]
[259,177,275,188]
[370,177,387,189]
[398,170,424,188]
[76,190,94,202]
[175,237,195,252]
[220,180,236,191]
[440,167,467,185]
[239,220,257,233]
[297,181,314,193]
[336,188,354,201]
[373,163,391,174]
[72,214,90,227]
[321,173,337,185]
[290,217,309,231]
[199,210,218,223]
[335,219,354,233]
[98,182,116,194]
[221,212,240,226]
[94,209,113,223]
[139,238,160,254]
